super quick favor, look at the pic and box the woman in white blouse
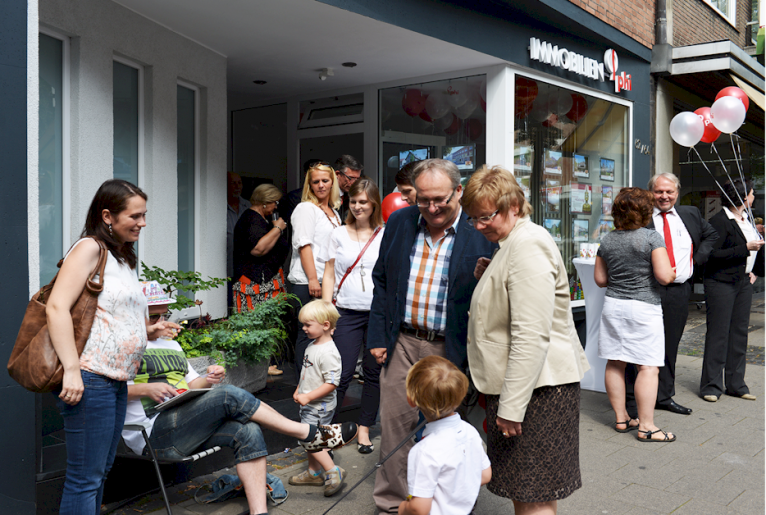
[46,180,176,514]
[288,161,342,377]
[319,178,385,453]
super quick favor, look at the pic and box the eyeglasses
[416,189,456,209]
[467,210,500,227]
[337,169,361,182]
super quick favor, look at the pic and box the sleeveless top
[66,239,148,380]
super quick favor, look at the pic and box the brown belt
[399,325,445,342]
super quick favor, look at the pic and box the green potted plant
[141,263,296,392]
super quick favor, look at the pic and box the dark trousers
[331,307,382,425]
[290,283,313,379]
[626,281,691,416]
[700,278,753,397]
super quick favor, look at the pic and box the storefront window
[379,75,486,195]
[513,75,630,303]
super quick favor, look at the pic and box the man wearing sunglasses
[333,154,363,221]
[367,158,496,513]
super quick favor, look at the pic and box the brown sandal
[637,428,676,443]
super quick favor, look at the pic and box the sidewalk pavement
[111,300,765,515]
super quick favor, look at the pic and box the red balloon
[694,106,721,143]
[466,118,484,141]
[381,192,409,222]
[419,97,433,123]
[443,114,460,135]
[716,87,749,112]
[479,96,486,112]
[515,77,538,104]
[402,89,426,117]
[515,97,534,118]
[566,94,588,122]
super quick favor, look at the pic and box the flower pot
[188,356,269,393]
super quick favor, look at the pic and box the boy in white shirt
[290,300,351,496]
[399,356,492,515]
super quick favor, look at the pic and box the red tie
[661,212,676,268]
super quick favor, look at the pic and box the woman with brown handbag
[46,179,176,514]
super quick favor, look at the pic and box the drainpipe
[651,0,672,74]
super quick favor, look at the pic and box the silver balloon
[425,93,450,120]
[669,111,704,147]
[710,96,746,134]
[387,155,400,169]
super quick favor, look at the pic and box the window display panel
[514,75,630,302]
[379,75,486,195]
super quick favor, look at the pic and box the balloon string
[710,143,747,207]
[706,143,761,238]
[690,146,737,208]
[730,133,759,235]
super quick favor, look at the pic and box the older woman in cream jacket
[464,166,589,515]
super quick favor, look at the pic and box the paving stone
[609,484,691,513]
[669,498,742,515]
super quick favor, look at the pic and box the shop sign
[528,38,632,94]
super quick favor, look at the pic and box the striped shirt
[404,211,462,334]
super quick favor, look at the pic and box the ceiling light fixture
[253,80,267,85]
[319,67,334,81]
[342,62,357,68]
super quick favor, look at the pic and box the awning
[731,74,765,111]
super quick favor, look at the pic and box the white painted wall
[36,0,229,318]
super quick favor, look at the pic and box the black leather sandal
[637,428,676,443]
[614,418,639,433]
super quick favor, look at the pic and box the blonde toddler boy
[289,300,351,497]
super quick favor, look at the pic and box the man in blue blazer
[367,159,496,513]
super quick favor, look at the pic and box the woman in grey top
[595,187,677,443]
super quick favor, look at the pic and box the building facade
[2,0,762,512]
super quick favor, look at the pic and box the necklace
[353,223,373,292]
[321,206,340,228]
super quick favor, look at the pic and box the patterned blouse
[68,239,148,380]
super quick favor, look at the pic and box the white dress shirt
[652,207,693,283]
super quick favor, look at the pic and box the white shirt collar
[653,206,678,217]
[422,412,461,438]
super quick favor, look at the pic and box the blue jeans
[149,385,268,463]
[56,370,127,515]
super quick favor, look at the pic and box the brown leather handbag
[8,238,108,393]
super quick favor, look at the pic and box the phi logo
[604,49,631,93]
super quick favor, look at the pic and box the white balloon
[669,111,705,147]
[425,93,450,120]
[455,94,479,119]
[478,80,487,102]
[434,113,455,131]
[710,96,746,134]
[548,92,573,116]
[530,101,551,123]
[447,88,468,108]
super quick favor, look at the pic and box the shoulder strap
[39,238,108,303]
[335,227,382,297]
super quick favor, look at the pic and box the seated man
[124,282,358,515]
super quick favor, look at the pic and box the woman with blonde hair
[288,161,342,376]
[463,165,589,515]
[319,177,384,452]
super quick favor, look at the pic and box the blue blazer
[367,206,497,368]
